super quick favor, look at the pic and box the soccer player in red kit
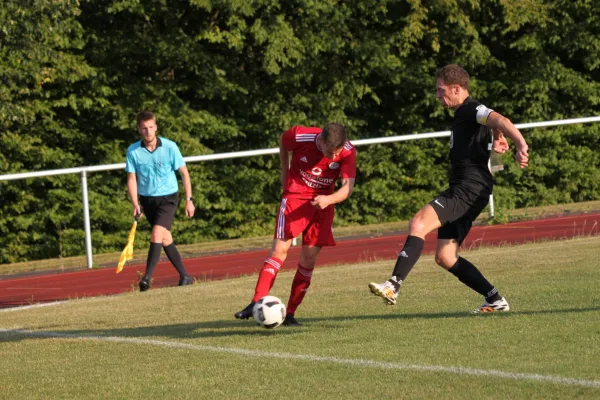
[234,123,357,326]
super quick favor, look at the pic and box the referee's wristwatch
[185,196,193,202]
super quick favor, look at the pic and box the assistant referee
[126,111,195,291]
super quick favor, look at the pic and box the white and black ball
[252,296,286,329]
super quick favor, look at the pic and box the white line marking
[0,301,68,313]
[1,328,599,389]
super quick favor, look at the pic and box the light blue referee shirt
[125,137,185,197]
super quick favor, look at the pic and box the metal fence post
[488,158,496,218]
[81,170,93,269]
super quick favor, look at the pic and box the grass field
[1,237,600,399]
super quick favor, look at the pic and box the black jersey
[449,97,494,195]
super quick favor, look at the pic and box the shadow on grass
[2,305,600,344]
[300,305,600,324]
[0,317,302,343]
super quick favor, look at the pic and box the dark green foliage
[1,0,599,263]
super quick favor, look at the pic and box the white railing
[1,116,599,268]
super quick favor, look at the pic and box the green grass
[2,200,600,276]
[1,237,600,399]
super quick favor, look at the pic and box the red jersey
[281,126,357,199]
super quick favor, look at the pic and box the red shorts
[273,197,336,246]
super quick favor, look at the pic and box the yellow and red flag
[116,214,142,274]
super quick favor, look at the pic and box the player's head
[136,111,158,142]
[435,64,470,109]
[319,123,347,159]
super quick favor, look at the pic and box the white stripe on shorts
[276,198,288,239]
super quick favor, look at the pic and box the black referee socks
[144,242,163,279]
[164,242,190,278]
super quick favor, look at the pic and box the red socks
[286,265,313,316]
[252,257,283,302]
[252,259,314,316]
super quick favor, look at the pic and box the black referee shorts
[139,192,179,230]
[429,186,489,246]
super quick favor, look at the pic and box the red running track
[1,213,598,308]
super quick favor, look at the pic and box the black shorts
[429,187,489,246]
[139,192,179,230]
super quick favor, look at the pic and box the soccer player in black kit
[369,64,529,313]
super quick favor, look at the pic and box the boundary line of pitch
[1,328,599,389]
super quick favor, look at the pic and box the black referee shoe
[178,276,193,286]
[234,302,255,320]
[139,278,150,292]
[282,314,301,326]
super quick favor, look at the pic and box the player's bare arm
[492,129,509,154]
[311,178,355,209]
[127,172,142,217]
[486,112,529,168]
[279,134,290,187]
[178,165,195,218]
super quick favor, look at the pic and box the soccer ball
[252,296,286,329]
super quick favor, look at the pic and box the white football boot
[472,297,510,314]
[368,280,399,305]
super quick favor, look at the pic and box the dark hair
[435,64,470,90]
[321,123,347,148]
[136,111,156,126]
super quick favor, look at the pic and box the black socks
[449,257,502,302]
[144,242,162,279]
[163,242,189,278]
[144,242,190,280]
[391,235,425,282]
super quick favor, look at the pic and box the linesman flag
[116,213,142,274]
